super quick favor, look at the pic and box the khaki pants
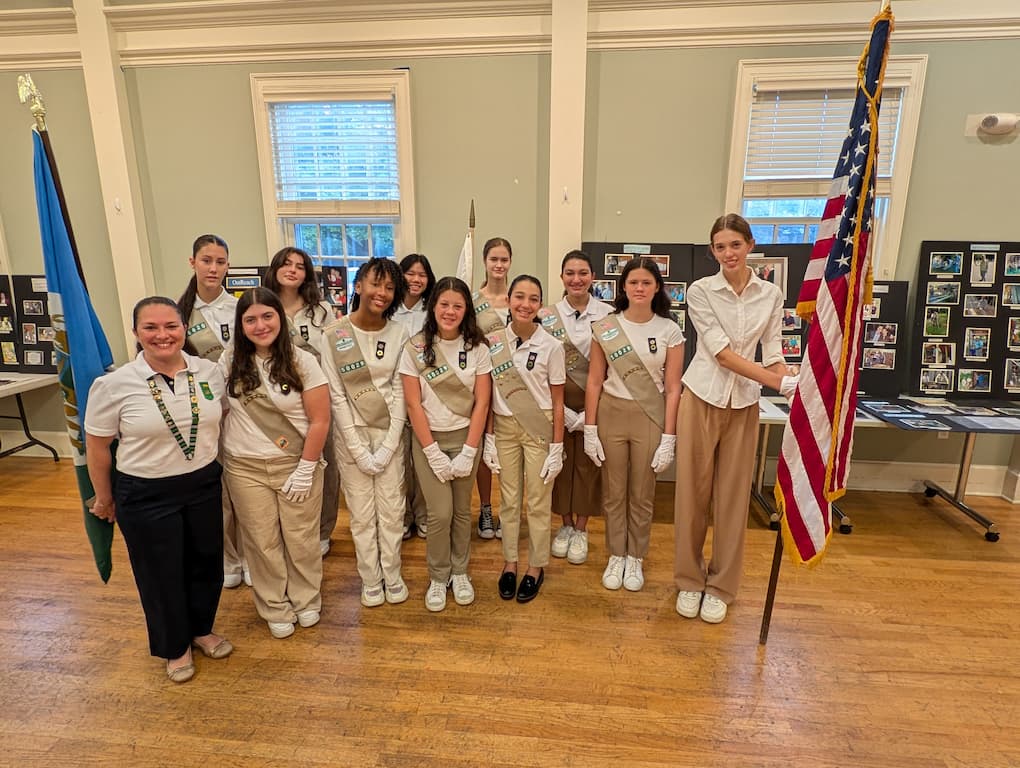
[673,390,758,604]
[222,482,245,575]
[318,423,342,542]
[336,425,406,588]
[494,414,552,569]
[224,454,324,623]
[552,429,602,520]
[411,427,479,582]
[597,393,660,559]
[403,425,428,529]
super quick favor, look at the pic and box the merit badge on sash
[300,325,310,341]
[647,338,657,354]
[220,324,231,342]
[375,340,386,359]
[526,351,538,371]
[459,350,468,370]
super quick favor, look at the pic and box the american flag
[774,5,893,565]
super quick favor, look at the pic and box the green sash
[187,308,225,361]
[405,332,476,420]
[472,291,507,336]
[538,305,588,411]
[592,314,665,431]
[236,378,305,457]
[325,317,391,430]
[488,329,553,446]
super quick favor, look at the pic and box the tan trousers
[673,390,758,604]
[403,425,428,529]
[411,427,479,582]
[222,482,245,575]
[318,423,342,542]
[552,429,602,520]
[598,393,660,559]
[336,425,406,588]
[494,414,552,569]
[224,454,324,623]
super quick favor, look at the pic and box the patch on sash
[608,345,633,362]
[492,361,514,376]
[425,365,448,382]
[276,436,290,449]
[333,327,355,352]
[199,381,214,400]
[187,322,207,337]
[339,360,365,374]
[540,310,557,328]
[526,351,538,370]
[220,324,230,342]
[489,340,505,356]
[375,341,386,359]
[599,326,619,342]
[648,337,657,354]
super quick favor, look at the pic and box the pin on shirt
[220,324,231,342]
[647,337,657,354]
[375,340,386,359]
[280,382,291,394]
[459,349,468,370]
[300,325,310,341]
[526,351,538,370]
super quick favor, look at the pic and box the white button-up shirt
[682,268,784,409]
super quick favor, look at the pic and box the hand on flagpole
[90,498,116,522]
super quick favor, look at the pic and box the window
[725,56,927,279]
[251,70,416,296]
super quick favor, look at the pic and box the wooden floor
[2,457,1019,768]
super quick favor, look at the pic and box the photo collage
[0,275,59,374]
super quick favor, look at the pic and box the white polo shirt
[598,314,684,400]
[288,301,333,361]
[553,296,614,359]
[399,336,492,432]
[218,347,328,459]
[490,325,566,416]
[392,298,427,337]
[318,318,409,453]
[193,288,238,349]
[85,352,225,478]
[682,268,784,409]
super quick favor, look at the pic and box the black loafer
[516,568,544,603]
[498,570,517,600]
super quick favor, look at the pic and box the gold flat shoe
[192,637,234,659]
[166,660,195,684]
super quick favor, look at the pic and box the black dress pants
[115,460,224,659]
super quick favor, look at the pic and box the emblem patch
[220,324,230,342]
[526,352,538,370]
[648,338,657,354]
[199,381,214,400]
[375,341,386,359]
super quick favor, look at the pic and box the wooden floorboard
[1,458,1019,767]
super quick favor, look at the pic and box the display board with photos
[910,240,1020,400]
[0,275,58,374]
[857,397,1020,434]
[224,265,268,298]
[319,265,348,320]
[0,275,21,373]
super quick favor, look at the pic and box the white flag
[456,230,473,287]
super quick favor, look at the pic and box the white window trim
[725,55,927,280]
[250,69,417,259]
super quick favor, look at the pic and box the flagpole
[469,199,476,289]
[759,528,784,645]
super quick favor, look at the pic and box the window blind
[269,100,400,202]
[745,87,902,181]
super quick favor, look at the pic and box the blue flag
[32,130,116,582]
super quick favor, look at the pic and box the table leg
[0,393,60,462]
[922,432,999,542]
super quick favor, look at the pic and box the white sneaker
[700,593,728,624]
[417,521,428,538]
[385,578,409,604]
[676,590,702,618]
[494,517,502,539]
[449,573,475,606]
[319,539,331,557]
[361,582,385,607]
[297,609,320,628]
[425,580,447,612]
[551,526,574,558]
[223,572,243,589]
[268,621,295,639]
[623,556,644,592]
[602,555,626,590]
[242,562,252,587]
[566,530,588,565]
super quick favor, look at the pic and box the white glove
[372,445,395,471]
[449,444,478,479]
[343,426,380,475]
[482,433,501,474]
[779,375,799,402]
[423,442,454,483]
[540,442,565,485]
[583,425,605,467]
[282,458,317,502]
[650,434,676,474]
[564,408,585,433]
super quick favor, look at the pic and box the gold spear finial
[469,199,475,230]
[17,73,47,132]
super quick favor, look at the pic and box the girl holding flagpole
[175,234,247,590]
[400,276,492,612]
[263,246,341,557]
[319,257,410,607]
[484,274,565,603]
[674,214,796,624]
[584,258,684,594]
[472,237,513,541]
[542,251,612,566]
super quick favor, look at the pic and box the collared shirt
[85,352,225,478]
[599,314,684,400]
[193,288,238,345]
[682,267,784,409]
[554,296,613,359]
[219,347,328,459]
[392,298,427,337]
[490,325,566,416]
[398,335,493,432]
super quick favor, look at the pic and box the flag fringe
[774,482,832,568]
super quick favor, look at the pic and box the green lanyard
[147,372,200,461]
